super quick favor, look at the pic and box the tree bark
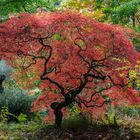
[50,94,74,128]
[132,13,136,28]
[0,75,6,93]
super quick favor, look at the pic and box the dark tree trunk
[132,13,136,28]
[50,102,63,128]
[50,94,74,128]
[0,75,6,93]
[54,107,63,129]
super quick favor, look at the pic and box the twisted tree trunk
[50,94,75,128]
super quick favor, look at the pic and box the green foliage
[107,105,116,125]
[0,106,11,122]
[0,118,47,139]
[34,80,42,87]
[134,26,140,33]
[0,0,61,22]
[0,111,139,139]
[60,0,104,20]
[33,112,45,123]
[116,105,140,119]
[62,113,90,132]
[0,89,35,117]
[0,60,13,76]
[69,103,81,117]
[17,113,27,123]
[53,33,61,40]
[103,0,140,27]
[132,38,140,52]
[62,103,90,131]
[0,106,27,123]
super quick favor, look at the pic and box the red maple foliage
[0,11,139,128]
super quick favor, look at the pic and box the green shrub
[116,105,140,119]
[62,103,91,131]
[0,89,35,119]
[0,106,27,123]
[62,111,91,132]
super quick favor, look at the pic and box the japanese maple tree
[0,11,139,128]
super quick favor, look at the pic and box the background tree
[103,0,140,28]
[0,11,139,128]
[60,0,104,20]
[0,0,62,22]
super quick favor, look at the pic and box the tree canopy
[0,11,139,127]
